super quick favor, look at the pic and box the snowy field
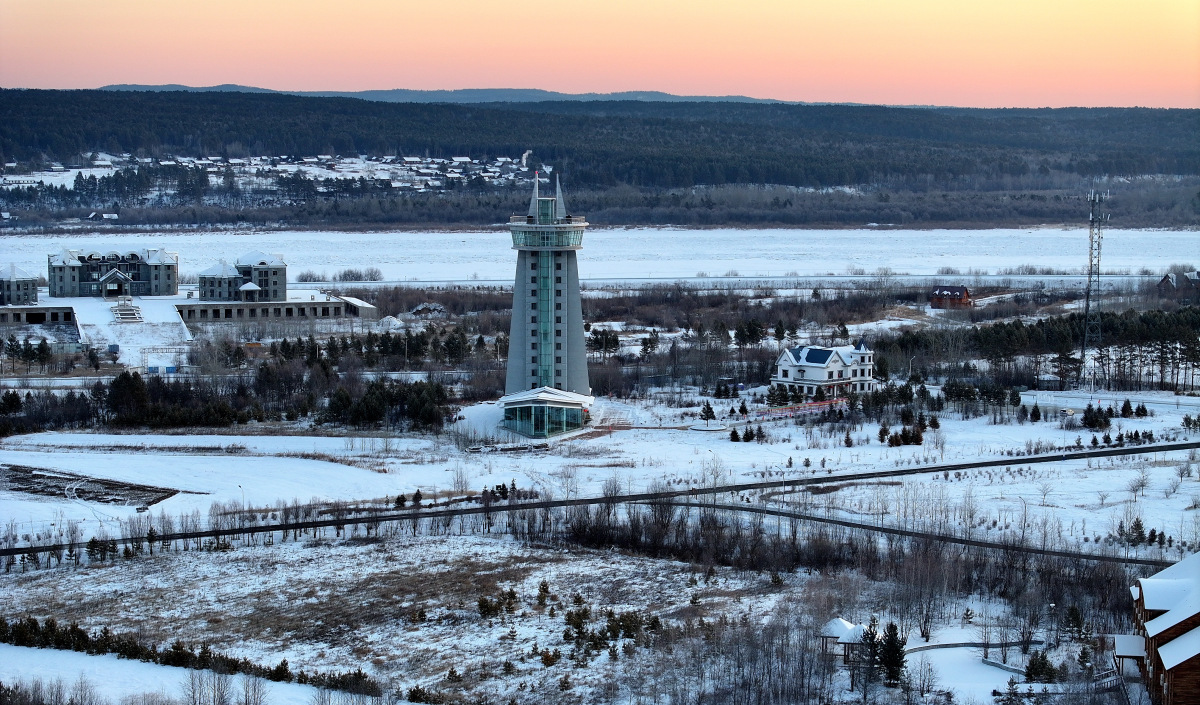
[0,645,320,705]
[3,388,1197,549]
[0,531,1030,704]
[0,227,1194,283]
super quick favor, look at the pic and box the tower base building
[498,176,593,438]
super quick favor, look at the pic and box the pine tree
[730,428,741,442]
[1030,403,1042,422]
[880,621,906,686]
[700,401,716,426]
[742,427,754,442]
[845,430,854,448]
[1130,517,1146,545]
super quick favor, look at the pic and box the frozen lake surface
[0,227,1194,283]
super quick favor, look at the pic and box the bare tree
[1037,481,1053,506]
[914,655,938,696]
[451,463,470,495]
[239,676,269,705]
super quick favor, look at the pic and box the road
[5,439,1194,565]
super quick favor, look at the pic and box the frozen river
[0,226,1194,283]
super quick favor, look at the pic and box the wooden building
[929,285,972,309]
[1121,552,1200,705]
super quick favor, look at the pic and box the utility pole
[1079,190,1109,389]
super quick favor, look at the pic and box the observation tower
[499,175,593,438]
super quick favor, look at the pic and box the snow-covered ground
[0,227,1192,284]
[3,388,1196,551]
[70,295,193,365]
[0,645,319,705]
[0,532,1036,703]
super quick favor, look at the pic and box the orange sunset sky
[1,0,1197,108]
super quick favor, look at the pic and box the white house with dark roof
[771,340,878,398]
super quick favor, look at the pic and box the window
[555,276,562,283]
[531,261,538,270]
[556,343,562,350]
[555,303,562,310]
[555,330,562,337]
[781,369,789,378]
[555,289,561,297]
[531,276,537,283]
[531,342,537,350]
[530,315,537,323]
[532,356,538,363]
[555,262,562,270]
[827,372,833,380]
[555,316,561,323]
[555,356,562,363]
[531,302,537,310]
[555,370,561,376]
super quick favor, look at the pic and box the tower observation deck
[499,175,593,438]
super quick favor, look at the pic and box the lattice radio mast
[1079,189,1109,387]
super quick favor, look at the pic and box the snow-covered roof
[820,618,855,638]
[238,282,261,291]
[236,251,285,267]
[198,262,240,278]
[1132,552,1200,670]
[780,343,868,368]
[1113,634,1146,659]
[837,624,867,644]
[49,248,178,267]
[498,387,595,408]
[1136,551,1200,611]
[1147,589,1200,637]
[1159,624,1200,670]
[1,264,35,280]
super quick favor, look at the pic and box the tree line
[3,90,1196,190]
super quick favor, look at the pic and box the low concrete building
[0,265,37,305]
[48,249,178,297]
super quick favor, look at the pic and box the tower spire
[555,175,567,219]
[527,172,540,217]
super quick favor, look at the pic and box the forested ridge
[3,89,1197,189]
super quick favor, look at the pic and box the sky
[1,0,1197,108]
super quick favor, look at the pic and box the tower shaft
[1080,191,1107,385]
[505,178,590,396]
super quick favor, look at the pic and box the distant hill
[4,89,1197,191]
[99,84,790,104]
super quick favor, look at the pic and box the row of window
[0,311,72,323]
[779,366,873,380]
[783,381,876,395]
[181,305,341,320]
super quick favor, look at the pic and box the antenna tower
[1079,190,1109,387]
